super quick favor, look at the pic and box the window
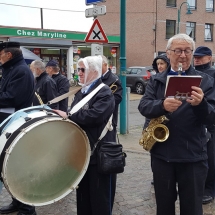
[206,0,214,12]
[186,22,196,40]
[187,0,197,10]
[166,20,176,39]
[205,24,213,41]
[166,0,176,7]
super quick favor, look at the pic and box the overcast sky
[0,0,94,32]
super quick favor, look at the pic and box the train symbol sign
[85,19,108,43]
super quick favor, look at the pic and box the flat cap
[0,42,20,51]
[194,46,212,57]
[46,60,58,67]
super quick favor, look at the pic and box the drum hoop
[0,114,62,178]
[0,107,58,135]
[2,118,90,206]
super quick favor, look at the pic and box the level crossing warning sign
[85,19,108,43]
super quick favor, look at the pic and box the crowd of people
[0,42,122,215]
[0,33,215,215]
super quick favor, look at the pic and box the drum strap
[47,87,82,105]
[69,83,105,115]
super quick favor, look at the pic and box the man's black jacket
[101,70,122,128]
[138,66,215,162]
[33,72,58,109]
[0,55,35,111]
[52,73,70,112]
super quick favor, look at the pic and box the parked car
[125,66,156,94]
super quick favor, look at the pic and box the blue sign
[86,0,105,5]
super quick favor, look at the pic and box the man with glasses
[0,42,36,215]
[138,34,215,215]
[193,46,215,205]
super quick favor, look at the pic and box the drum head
[2,119,90,206]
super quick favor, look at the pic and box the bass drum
[0,106,90,206]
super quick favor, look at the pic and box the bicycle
[69,73,79,87]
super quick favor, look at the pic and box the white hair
[166,33,195,51]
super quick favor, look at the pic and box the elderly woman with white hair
[55,55,115,215]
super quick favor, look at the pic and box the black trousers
[77,165,114,215]
[204,133,215,197]
[152,156,208,215]
[12,198,35,213]
[0,113,35,214]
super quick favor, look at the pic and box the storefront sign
[0,26,120,43]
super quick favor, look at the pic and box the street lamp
[177,2,192,34]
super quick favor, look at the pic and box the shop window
[166,20,176,39]
[205,24,213,41]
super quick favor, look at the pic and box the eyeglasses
[77,68,85,73]
[169,49,193,56]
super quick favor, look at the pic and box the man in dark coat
[194,46,215,204]
[101,55,122,140]
[138,34,215,215]
[0,42,36,215]
[101,55,122,209]
[46,60,70,112]
[30,60,58,109]
[54,55,115,215]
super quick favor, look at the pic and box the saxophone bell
[139,116,169,151]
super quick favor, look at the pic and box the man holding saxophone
[138,34,215,215]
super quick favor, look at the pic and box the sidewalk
[1,126,214,215]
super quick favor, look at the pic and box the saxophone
[139,63,183,151]
[139,115,169,151]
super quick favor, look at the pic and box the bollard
[126,87,130,133]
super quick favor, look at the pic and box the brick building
[98,0,215,68]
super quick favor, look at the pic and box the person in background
[0,42,36,215]
[101,55,123,209]
[46,60,70,112]
[152,53,170,73]
[54,55,115,215]
[30,60,58,109]
[194,46,215,205]
[138,33,215,215]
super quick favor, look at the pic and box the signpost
[85,0,106,5]
[85,19,108,43]
[85,5,106,18]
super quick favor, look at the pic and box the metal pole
[177,2,192,34]
[177,9,180,34]
[119,0,127,134]
[40,8,43,29]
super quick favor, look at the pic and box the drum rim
[2,118,91,206]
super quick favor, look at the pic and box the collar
[195,62,211,71]
[102,70,109,77]
[36,71,48,81]
[52,73,60,78]
[1,54,24,69]
[81,78,100,94]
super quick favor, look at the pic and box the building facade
[98,0,215,67]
